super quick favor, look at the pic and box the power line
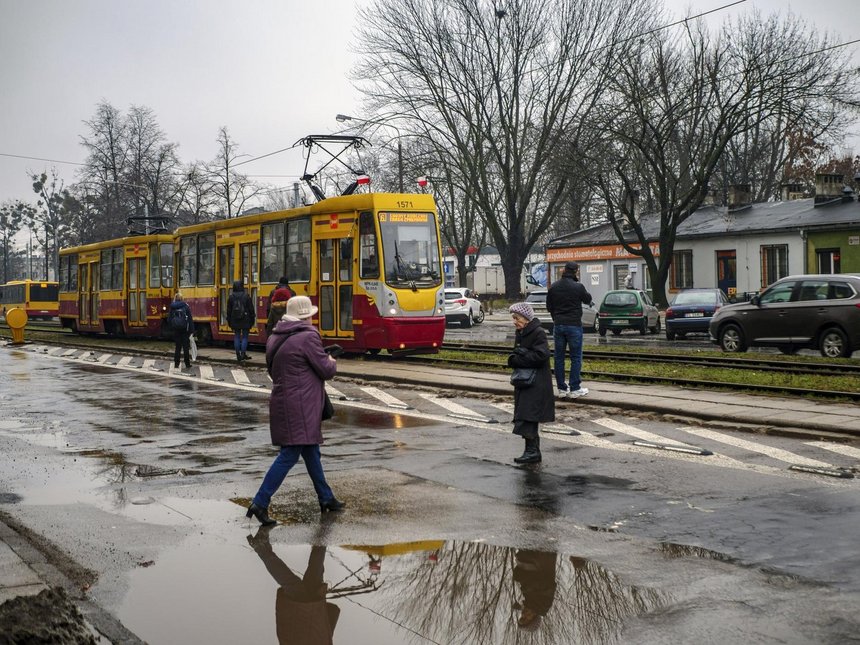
[0,152,85,167]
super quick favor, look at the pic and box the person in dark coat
[266,287,293,335]
[248,530,340,645]
[546,261,593,399]
[169,292,194,370]
[227,280,256,362]
[268,276,296,314]
[507,302,555,464]
[246,295,344,526]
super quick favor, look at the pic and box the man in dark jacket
[227,280,256,362]
[546,262,592,399]
[169,292,194,370]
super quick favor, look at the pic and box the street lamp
[336,114,404,193]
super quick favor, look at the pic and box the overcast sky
[1,0,858,209]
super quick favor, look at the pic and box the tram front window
[379,212,441,288]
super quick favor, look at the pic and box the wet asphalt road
[1,342,859,644]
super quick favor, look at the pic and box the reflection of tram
[0,279,59,320]
[175,193,446,353]
[58,235,175,336]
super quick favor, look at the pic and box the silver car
[444,288,484,328]
[525,289,598,332]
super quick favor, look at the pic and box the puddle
[116,535,668,644]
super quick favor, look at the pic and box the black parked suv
[708,274,860,358]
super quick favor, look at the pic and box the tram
[0,279,59,320]
[58,234,175,336]
[175,192,446,354]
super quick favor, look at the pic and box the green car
[597,289,661,336]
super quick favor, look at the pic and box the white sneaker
[570,387,589,398]
[557,388,570,399]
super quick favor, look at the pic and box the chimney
[814,173,845,206]
[780,182,804,201]
[702,186,720,206]
[728,184,751,211]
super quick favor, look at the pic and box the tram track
[442,342,860,378]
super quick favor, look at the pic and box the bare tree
[580,13,860,306]
[0,201,29,282]
[356,0,654,297]
[208,126,264,218]
[30,170,72,280]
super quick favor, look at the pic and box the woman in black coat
[508,302,555,463]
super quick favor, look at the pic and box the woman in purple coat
[246,295,344,526]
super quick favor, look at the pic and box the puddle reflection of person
[513,549,558,631]
[248,529,340,645]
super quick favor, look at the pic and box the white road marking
[143,359,162,372]
[96,353,112,364]
[594,417,695,447]
[230,368,264,388]
[361,386,411,409]
[46,347,64,355]
[683,427,835,468]
[419,393,490,421]
[61,348,78,357]
[325,383,346,399]
[198,365,218,381]
[116,356,134,368]
[804,441,860,462]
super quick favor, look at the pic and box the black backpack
[169,305,188,331]
[232,293,248,322]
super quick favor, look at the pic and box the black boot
[514,437,542,464]
[320,498,345,513]
[246,503,277,526]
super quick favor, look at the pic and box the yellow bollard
[5,307,28,345]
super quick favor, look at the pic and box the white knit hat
[285,295,318,320]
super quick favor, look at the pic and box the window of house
[816,248,841,274]
[670,250,693,289]
[760,245,788,287]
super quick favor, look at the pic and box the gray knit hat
[509,302,535,321]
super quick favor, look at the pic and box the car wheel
[612,329,622,336]
[639,321,647,335]
[778,345,798,355]
[462,312,473,329]
[650,317,661,334]
[819,327,849,358]
[719,324,747,353]
[666,330,676,341]
[475,307,485,324]
[598,327,607,337]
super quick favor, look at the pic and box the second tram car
[0,280,59,320]
[175,193,446,353]
[58,235,175,336]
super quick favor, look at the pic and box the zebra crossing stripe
[142,359,162,372]
[804,441,860,462]
[96,353,112,364]
[682,427,835,468]
[116,356,134,368]
[231,369,265,388]
[419,393,491,422]
[326,383,348,400]
[594,418,696,448]
[199,365,220,381]
[361,386,411,409]
[47,347,65,355]
[61,348,77,357]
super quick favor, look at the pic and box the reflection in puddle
[118,536,668,644]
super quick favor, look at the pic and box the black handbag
[322,391,335,420]
[510,367,537,388]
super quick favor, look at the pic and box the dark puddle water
[117,535,669,645]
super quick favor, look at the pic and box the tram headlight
[389,307,398,315]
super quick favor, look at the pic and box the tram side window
[179,237,197,287]
[59,255,77,292]
[286,219,311,282]
[70,260,78,291]
[100,248,124,290]
[198,233,215,285]
[160,243,173,288]
[261,222,285,283]
[359,211,379,279]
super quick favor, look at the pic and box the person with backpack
[266,286,293,335]
[169,292,194,370]
[268,276,296,314]
[227,280,256,362]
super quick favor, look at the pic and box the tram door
[240,243,258,330]
[317,237,354,340]
[79,261,98,325]
[127,257,147,327]
[218,245,235,329]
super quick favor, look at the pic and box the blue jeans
[554,324,583,391]
[234,329,249,356]
[253,445,334,509]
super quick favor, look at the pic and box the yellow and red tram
[175,193,446,353]
[58,235,175,336]
[0,279,59,320]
